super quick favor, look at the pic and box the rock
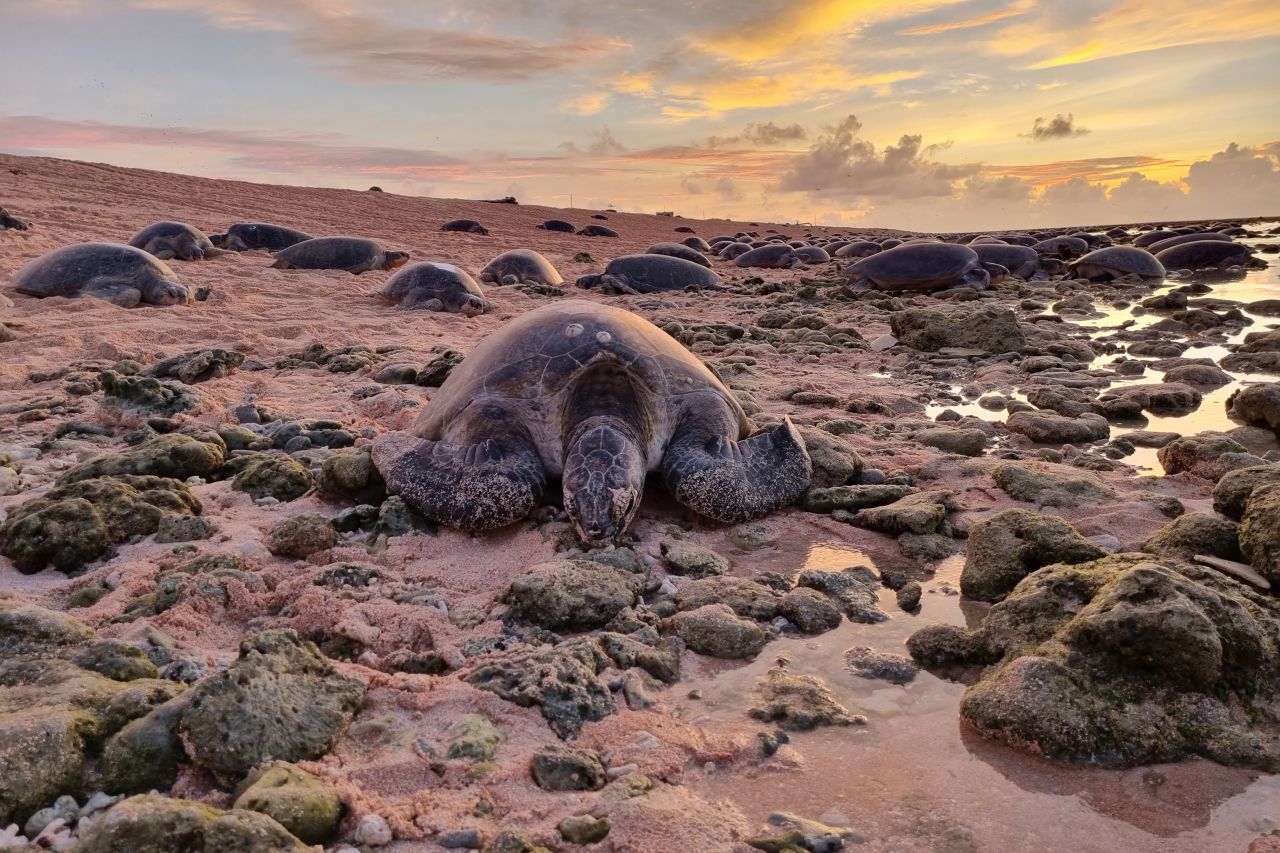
[800,484,917,513]
[153,515,216,543]
[1229,384,1280,432]
[896,582,922,611]
[659,539,730,577]
[530,746,606,791]
[0,602,93,656]
[99,693,191,795]
[265,514,337,558]
[914,427,987,456]
[1109,383,1203,415]
[23,794,79,839]
[1240,484,1280,583]
[1162,364,1233,388]
[316,447,386,504]
[1158,433,1267,481]
[503,560,640,631]
[777,588,842,634]
[0,466,22,497]
[797,566,886,623]
[465,640,614,739]
[446,715,504,761]
[1143,513,1241,562]
[1213,465,1280,520]
[962,509,1106,601]
[674,576,780,621]
[796,428,864,488]
[353,814,393,846]
[852,489,953,535]
[890,305,1027,353]
[844,647,919,684]
[558,815,610,844]
[909,554,1280,770]
[663,604,768,659]
[233,762,342,845]
[73,639,158,681]
[991,462,1118,507]
[99,370,198,415]
[486,829,552,853]
[147,349,245,384]
[416,349,464,387]
[58,435,224,484]
[0,476,201,574]
[748,668,862,731]
[232,456,314,502]
[179,630,366,780]
[72,794,310,853]
[1006,412,1109,444]
[598,633,682,684]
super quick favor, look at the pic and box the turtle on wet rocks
[1069,246,1165,281]
[372,300,812,545]
[848,243,994,292]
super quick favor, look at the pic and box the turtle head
[148,281,191,306]
[562,416,646,546]
[383,251,411,271]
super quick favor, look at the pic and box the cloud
[898,3,1030,35]
[707,121,808,148]
[1023,114,1090,141]
[559,127,628,156]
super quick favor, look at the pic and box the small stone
[233,762,342,845]
[663,603,768,659]
[447,715,505,761]
[558,815,610,845]
[354,813,394,846]
[531,746,606,791]
[844,646,919,684]
[659,539,730,577]
[748,667,863,731]
[896,582,922,611]
[265,514,337,558]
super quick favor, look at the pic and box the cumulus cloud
[559,127,628,156]
[1024,114,1090,140]
[708,121,807,148]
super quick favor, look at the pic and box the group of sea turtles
[2,209,1270,545]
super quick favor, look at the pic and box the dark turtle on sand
[479,249,564,287]
[210,223,313,252]
[1069,246,1165,281]
[792,245,831,264]
[646,242,712,268]
[380,262,490,315]
[1,207,32,230]
[735,244,798,269]
[680,236,712,252]
[674,226,696,234]
[1032,236,1089,258]
[848,242,991,292]
[577,254,722,294]
[578,224,619,237]
[271,236,409,274]
[372,299,811,544]
[834,241,881,259]
[537,220,576,233]
[1133,230,1179,249]
[441,219,489,235]
[719,242,754,260]
[970,244,1045,279]
[1143,232,1233,255]
[128,221,224,261]
[1155,240,1254,270]
[11,242,189,307]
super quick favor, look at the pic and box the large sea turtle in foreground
[372,300,812,545]
[848,242,991,292]
[11,243,189,307]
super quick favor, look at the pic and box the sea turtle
[674,226,696,234]
[537,220,576,233]
[1133,230,1179,249]
[792,245,831,264]
[576,255,722,294]
[11,242,189,307]
[441,219,489,235]
[128,221,224,261]
[734,245,798,269]
[848,243,992,292]
[1032,236,1090,258]
[1144,232,1233,255]
[970,244,1043,279]
[271,237,409,274]
[834,241,881,259]
[718,242,753,260]
[646,242,712,268]
[1154,241,1254,270]
[578,224,619,237]
[380,262,490,315]
[1068,246,1165,281]
[209,223,313,252]
[371,299,811,544]
[1,207,32,230]
[680,236,712,252]
[479,249,564,286]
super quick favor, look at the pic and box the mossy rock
[316,447,386,504]
[232,762,342,845]
[446,714,505,761]
[232,456,315,502]
[962,509,1106,601]
[99,693,193,796]
[0,476,202,574]
[265,514,337,558]
[146,349,245,384]
[99,370,199,415]
[71,794,310,853]
[0,601,93,655]
[503,560,641,632]
[59,434,225,484]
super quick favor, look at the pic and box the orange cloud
[898,3,1029,36]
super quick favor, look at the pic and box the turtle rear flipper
[372,431,546,531]
[663,416,811,524]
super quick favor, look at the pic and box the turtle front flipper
[663,416,811,523]
[84,280,144,308]
[372,431,546,531]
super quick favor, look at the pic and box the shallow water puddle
[681,544,1280,852]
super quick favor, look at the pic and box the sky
[1,0,1279,230]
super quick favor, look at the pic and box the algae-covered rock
[503,560,640,631]
[663,603,768,659]
[1142,512,1241,561]
[800,484,917,513]
[797,566,887,623]
[852,489,954,535]
[465,639,614,739]
[962,509,1106,601]
[73,639,159,681]
[747,667,861,731]
[98,370,198,415]
[844,646,919,684]
[99,693,192,795]
[559,815,610,844]
[908,553,1280,769]
[914,427,987,456]
[990,462,1118,507]
[1158,433,1266,481]
[178,630,366,780]
[0,602,93,656]
[146,349,245,384]
[317,446,387,504]
[232,762,342,845]
[1229,383,1280,431]
[0,476,201,574]
[778,588,842,634]
[1214,465,1280,520]
[1240,484,1280,583]
[659,539,730,577]
[530,745,606,791]
[675,576,780,621]
[265,514,337,558]
[890,305,1027,353]
[796,428,864,489]
[447,714,505,761]
[232,456,315,502]
[71,794,310,853]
